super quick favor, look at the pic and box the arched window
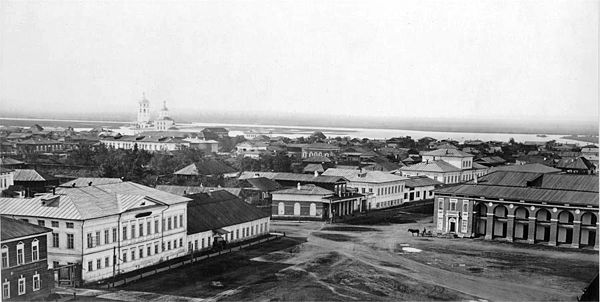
[294,203,301,216]
[16,242,24,265]
[514,207,529,220]
[581,212,597,226]
[536,209,550,222]
[309,203,317,216]
[558,211,574,224]
[278,202,285,215]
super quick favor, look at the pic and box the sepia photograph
[0,0,598,301]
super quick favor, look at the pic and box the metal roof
[490,163,561,174]
[155,185,242,197]
[60,177,123,187]
[173,160,236,176]
[322,168,407,183]
[1,216,52,242]
[404,176,444,188]
[0,182,190,220]
[13,169,56,182]
[435,184,598,207]
[186,191,270,234]
[273,184,334,195]
[421,148,472,157]
[400,160,462,173]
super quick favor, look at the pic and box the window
[88,261,93,272]
[147,245,152,256]
[51,233,59,248]
[162,219,166,231]
[201,238,205,248]
[122,251,127,263]
[87,233,93,248]
[18,276,25,295]
[168,217,172,230]
[167,241,171,250]
[32,239,39,261]
[122,226,128,240]
[51,221,59,228]
[154,243,159,254]
[105,257,110,267]
[3,280,9,299]
[96,259,101,269]
[179,215,183,228]
[37,220,45,227]
[236,229,239,239]
[66,222,74,228]
[139,223,144,237]
[194,240,198,250]
[463,201,468,213]
[131,250,135,261]
[104,229,109,244]
[112,228,117,242]
[67,234,74,249]
[450,199,457,211]
[1,246,8,268]
[147,221,152,235]
[139,247,144,258]
[173,216,177,229]
[154,220,159,234]
[16,242,24,265]
[179,238,183,247]
[131,224,136,239]
[438,198,444,210]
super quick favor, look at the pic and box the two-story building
[400,148,488,184]
[321,168,407,210]
[434,171,598,250]
[1,216,53,301]
[0,182,190,284]
[301,143,340,159]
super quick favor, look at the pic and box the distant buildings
[271,184,363,220]
[301,143,340,159]
[403,175,443,202]
[434,171,599,250]
[399,148,488,184]
[1,217,53,301]
[100,134,218,153]
[136,95,176,131]
[235,141,269,158]
[321,168,407,210]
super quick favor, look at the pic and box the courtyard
[113,208,597,301]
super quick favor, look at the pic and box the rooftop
[13,169,56,182]
[174,159,237,176]
[1,216,52,242]
[400,160,462,173]
[60,177,123,187]
[404,175,444,188]
[421,148,473,158]
[186,190,270,234]
[155,185,242,197]
[490,163,561,174]
[273,184,334,195]
[322,168,407,183]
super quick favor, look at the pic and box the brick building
[1,216,53,300]
[434,171,599,249]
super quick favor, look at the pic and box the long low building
[100,135,218,153]
[185,190,271,252]
[434,171,599,250]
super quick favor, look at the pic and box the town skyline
[1,0,598,125]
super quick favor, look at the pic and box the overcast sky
[1,0,598,124]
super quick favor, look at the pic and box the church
[136,94,176,131]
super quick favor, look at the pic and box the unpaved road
[120,213,598,301]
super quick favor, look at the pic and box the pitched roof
[303,143,340,150]
[421,148,472,157]
[174,159,236,176]
[1,216,52,242]
[477,171,598,192]
[155,185,242,197]
[322,168,407,183]
[273,184,334,195]
[555,157,596,170]
[61,177,123,187]
[436,184,598,207]
[13,169,56,182]
[490,163,561,174]
[0,158,25,166]
[0,182,190,220]
[303,163,325,173]
[302,156,332,163]
[404,176,444,188]
[400,160,462,173]
[186,190,270,234]
[272,173,347,184]
[238,171,279,180]
[242,177,282,192]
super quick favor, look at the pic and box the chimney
[297,182,301,190]
[52,187,56,195]
[88,181,93,186]
[314,170,319,177]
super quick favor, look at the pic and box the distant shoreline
[0,116,579,137]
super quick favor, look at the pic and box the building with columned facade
[434,171,598,250]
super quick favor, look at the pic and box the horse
[408,228,420,236]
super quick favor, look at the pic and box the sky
[0,0,598,127]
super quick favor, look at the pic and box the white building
[137,94,152,129]
[0,182,190,283]
[321,168,407,210]
[0,167,14,192]
[100,135,190,152]
[154,101,175,131]
[235,141,269,158]
[400,148,488,184]
[402,175,443,202]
